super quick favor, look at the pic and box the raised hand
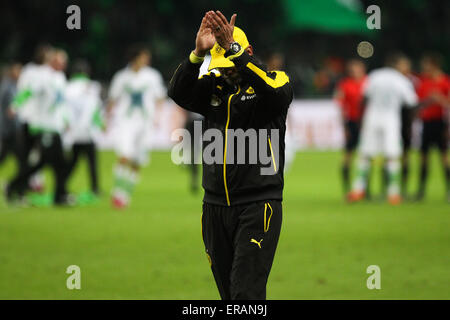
[194,13,216,57]
[206,11,237,50]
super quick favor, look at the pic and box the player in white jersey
[64,59,104,200]
[15,63,41,127]
[108,45,166,208]
[14,45,53,130]
[348,54,419,204]
[12,45,54,193]
[7,49,72,205]
[32,55,68,134]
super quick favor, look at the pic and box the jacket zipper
[223,86,240,206]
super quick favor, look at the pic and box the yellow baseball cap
[208,26,249,71]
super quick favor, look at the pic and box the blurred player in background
[415,53,450,202]
[6,48,72,205]
[399,70,421,197]
[334,59,366,195]
[108,44,166,209]
[267,52,296,172]
[64,59,104,201]
[11,45,54,194]
[0,62,22,171]
[348,53,418,204]
[182,110,203,193]
[182,54,209,193]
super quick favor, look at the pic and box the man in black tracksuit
[168,11,293,299]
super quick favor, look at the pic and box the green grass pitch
[0,150,449,299]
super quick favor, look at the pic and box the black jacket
[168,50,293,206]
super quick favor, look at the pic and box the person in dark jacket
[168,11,293,300]
[0,62,22,169]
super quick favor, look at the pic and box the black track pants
[202,200,282,300]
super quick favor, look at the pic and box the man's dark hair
[33,43,53,64]
[71,59,91,76]
[385,52,408,68]
[422,52,443,68]
[126,44,150,63]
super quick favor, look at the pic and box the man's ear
[246,45,254,56]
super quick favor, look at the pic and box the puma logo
[250,238,263,249]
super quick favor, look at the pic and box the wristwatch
[225,42,242,57]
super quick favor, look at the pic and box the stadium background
[0,0,449,299]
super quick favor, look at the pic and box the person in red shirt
[416,53,450,201]
[334,59,366,194]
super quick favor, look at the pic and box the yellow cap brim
[208,54,235,70]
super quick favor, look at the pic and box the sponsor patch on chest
[241,93,256,101]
